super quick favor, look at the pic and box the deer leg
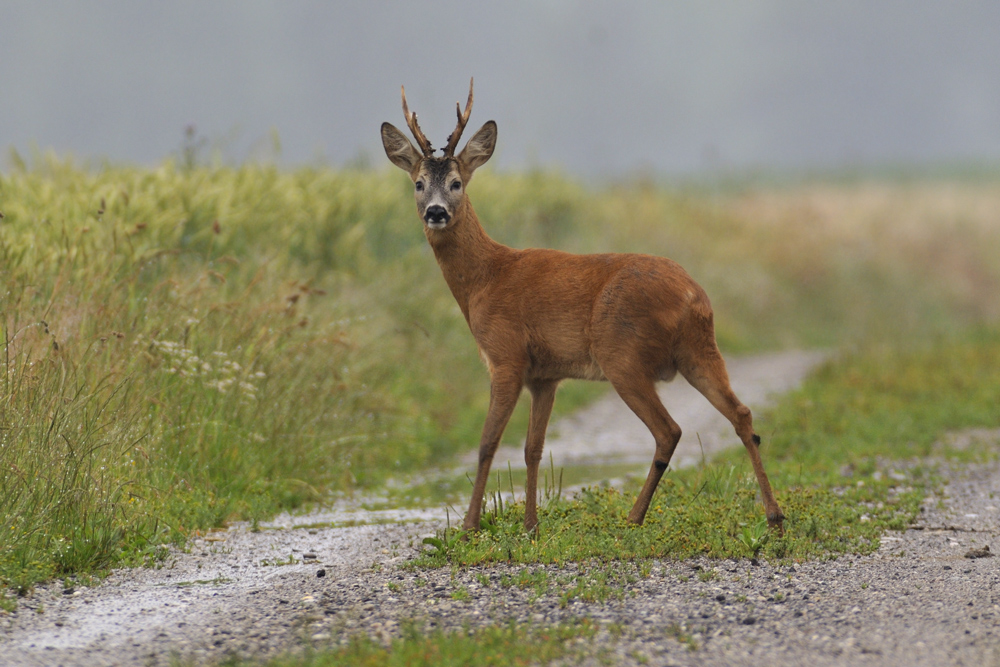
[523,380,558,533]
[681,352,785,534]
[607,376,683,525]
[463,370,524,531]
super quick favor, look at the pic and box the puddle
[262,506,450,530]
[156,577,234,588]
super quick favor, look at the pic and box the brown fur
[381,82,784,535]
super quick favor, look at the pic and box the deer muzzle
[424,205,451,228]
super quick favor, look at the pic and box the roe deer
[380,79,784,535]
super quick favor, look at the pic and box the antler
[443,78,474,156]
[401,85,434,156]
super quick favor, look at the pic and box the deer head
[381,78,497,230]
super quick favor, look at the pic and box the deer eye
[450,180,462,191]
[415,181,424,192]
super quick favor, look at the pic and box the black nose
[424,205,450,225]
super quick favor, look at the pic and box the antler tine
[401,85,434,156]
[443,78,474,156]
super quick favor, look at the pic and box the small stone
[303,553,318,560]
[715,594,726,602]
[316,569,326,578]
[62,588,74,596]
[742,617,757,625]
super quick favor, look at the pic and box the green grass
[489,564,642,607]
[2,152,1000,594]
[214,620,599,667]
[415,330,1000,566]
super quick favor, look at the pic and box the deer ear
[458,121,497,173]
[381,122,422,173]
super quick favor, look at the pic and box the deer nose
[424,205,450,226]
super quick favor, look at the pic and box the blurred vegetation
[213,620,599,667]
[1,150,1000,591]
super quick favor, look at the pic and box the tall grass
[1,153,999,590]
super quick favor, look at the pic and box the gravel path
[3,351,999,667]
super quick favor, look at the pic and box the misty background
[2,1,999,177]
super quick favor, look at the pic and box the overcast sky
[2,2,999,176]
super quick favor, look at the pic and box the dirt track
[3,350,999,667]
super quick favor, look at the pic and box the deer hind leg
[523,380,558,533]
[680,349,785,534]
[605,374,683,525]
[463,368,524,532]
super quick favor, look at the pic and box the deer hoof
[625,511,646,526]
[767,512,785,536]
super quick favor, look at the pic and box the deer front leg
[463,370,524,531]
[524,380,558,533]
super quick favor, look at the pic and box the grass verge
[415,329,1000,566]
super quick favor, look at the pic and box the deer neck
[425,198,506,321]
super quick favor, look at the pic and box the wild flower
[151,339,261,400]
